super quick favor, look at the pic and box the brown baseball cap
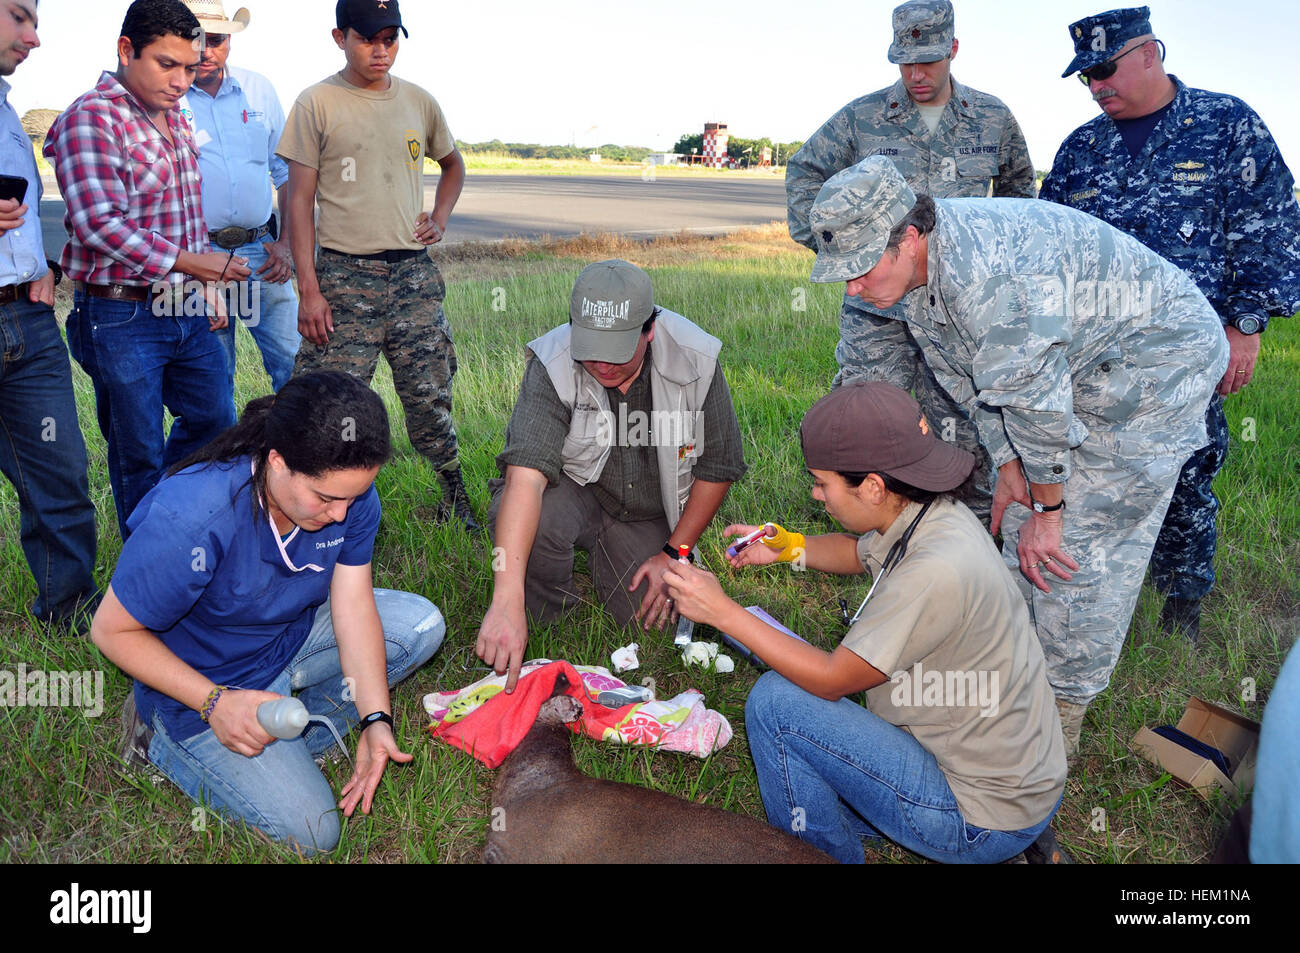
[800,382,974,491]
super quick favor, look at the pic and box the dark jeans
[0,296,96,619]
[66,289,235,538]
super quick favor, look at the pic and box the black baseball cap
[336,0,408,38]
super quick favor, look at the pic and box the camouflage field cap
[1061,6,1152,77]
[801,382,975,492]
[887,0,955,64]
[809,156,916,284]
[569,259,655,363]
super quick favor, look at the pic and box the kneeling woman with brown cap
[665,382,1065,863]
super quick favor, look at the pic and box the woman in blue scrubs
[91,372,444,854]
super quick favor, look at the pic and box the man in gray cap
[807,155,1227,761]
[786,0,1034,527]
[1039,6,1300,644]
[477,260,747,692]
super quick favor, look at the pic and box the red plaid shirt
[43,72,208,286]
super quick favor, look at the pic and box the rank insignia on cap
[1074,26,1082,38]
[821,230,834,244]
[911,28,921,38]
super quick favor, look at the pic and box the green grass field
[1,224,1295,863]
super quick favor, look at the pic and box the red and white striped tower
[702,122,729,169]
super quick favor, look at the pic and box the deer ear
[551,671,571,696]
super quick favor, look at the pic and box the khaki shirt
[277,73,454,256]
[846,499,1066,830]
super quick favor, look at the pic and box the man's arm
[415,147,465,245]
[286,159,332,345]
[1217,104,1300,393]
[476,464,547,693]
[46,105,239,283]
[255,182,294,284]
[786,108,855,250]
[993,112,1036,198]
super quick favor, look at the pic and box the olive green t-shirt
[276,72,454,256]
[845,499,1066,831]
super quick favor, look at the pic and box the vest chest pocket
[562,407,615,484]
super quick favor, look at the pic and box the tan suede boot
[1055,696,1090,763]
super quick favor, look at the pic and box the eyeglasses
[1077,38,1162,85]
[203,32,229,47]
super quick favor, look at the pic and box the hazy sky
[13,0,1300,172]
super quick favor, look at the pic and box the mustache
[1092,88,1116,102]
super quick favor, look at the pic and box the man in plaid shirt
[43,0,251,538]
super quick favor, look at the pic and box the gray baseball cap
[887,0,955,64]
[569,260,655,363]
[809,156,916,284]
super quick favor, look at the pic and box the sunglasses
[203,32,229,47]
[1077,38,1163,85]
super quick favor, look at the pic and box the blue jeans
[212,239,300,392]
[146,589,445,855]
[66,288,236,538]
[745,672,1058,864]
[0,297,97,619]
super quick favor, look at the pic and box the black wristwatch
[358,711,394,733]
[1029,489,1066,514]
[663,543,694,563]
[1230,313,1266,335]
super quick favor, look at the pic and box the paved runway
[39,172,788,260]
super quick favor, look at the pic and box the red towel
[430,660,591,768]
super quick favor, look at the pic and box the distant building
[647,152,682,166]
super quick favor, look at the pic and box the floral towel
[423,659,732,768]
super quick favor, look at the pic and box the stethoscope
[840,498,934,628]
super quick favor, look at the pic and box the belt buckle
[212,226,248,250]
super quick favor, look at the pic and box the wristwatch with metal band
[1230,313,1266,335]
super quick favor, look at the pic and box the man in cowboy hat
[180,0,300,393]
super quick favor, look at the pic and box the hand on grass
[340,721,409,817]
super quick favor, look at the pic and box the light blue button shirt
[180,65,288,231]
[0,76,48,285]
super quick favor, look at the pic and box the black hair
[168,372,392,521]
[120,0,201,58]
[836,466,981,509]
[885,194,938,253]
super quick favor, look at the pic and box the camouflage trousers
[1000,432,1187,704]
[294,249,459,471]
[1149,396,1228,601]
[834,296,993,525]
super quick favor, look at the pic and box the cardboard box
[1131,697,1260,801]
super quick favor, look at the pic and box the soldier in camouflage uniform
[276,0,477,528]
[1040,6,1300,643]
[807,156,1228,758]
[785,0,1035,525]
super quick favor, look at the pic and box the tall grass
[0,226,1293,863]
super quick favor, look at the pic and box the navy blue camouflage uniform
[1040,76,1300,601]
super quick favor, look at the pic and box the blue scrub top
[112,456,381,740]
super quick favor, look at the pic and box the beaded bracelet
[200,685,230,723]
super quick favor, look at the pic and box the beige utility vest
[526,309,720,530]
